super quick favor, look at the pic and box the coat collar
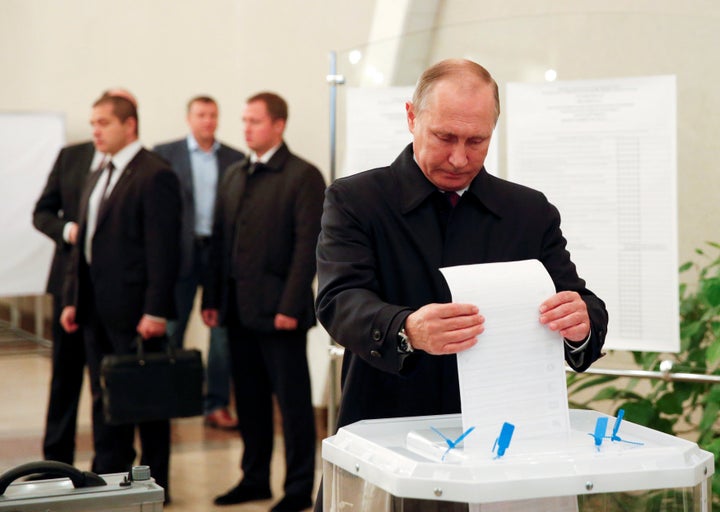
[242,142,290,174]
[392,143,503,218]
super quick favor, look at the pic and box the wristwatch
[397,326,414,354]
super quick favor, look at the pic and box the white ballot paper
[440,259,571,457]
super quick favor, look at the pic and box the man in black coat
[61,94,181,502]
[202,92,325,512]
[316,59,608,436]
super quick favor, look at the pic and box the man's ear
[406,101,416,133]
[125,116,138,137]
[273,118,286,137]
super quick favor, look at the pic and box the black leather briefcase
[100,335,203,425]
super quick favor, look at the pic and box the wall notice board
[507,75,678,352]
[344,76,678,353]
[0,113,65,297]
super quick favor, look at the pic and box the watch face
[398,328,413,353]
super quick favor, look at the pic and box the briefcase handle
[134,334,180,363]
[0,461,106,495]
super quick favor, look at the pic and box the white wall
[0,0,376,169]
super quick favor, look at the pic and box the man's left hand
[137,315,167,339]
[274,313,298,330]
[539,291,590,342]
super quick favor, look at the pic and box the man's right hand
[60,306,79,333]
[202,308,219,328]
[404,303,484,355]
[66,222,79,245]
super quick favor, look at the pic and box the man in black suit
[32,90,136,465]
[153,96,244,430]
[202,92,325,512]
[60,94,181,501]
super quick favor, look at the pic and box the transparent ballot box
[322,409,714,511]
[0,464,164,512]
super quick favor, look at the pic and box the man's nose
[448,144,468,168]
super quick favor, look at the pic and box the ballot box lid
[0,472,164,511]
[322,409,714,504]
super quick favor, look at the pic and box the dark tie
[434,191,460,235]
[446,191,460,208]
[98,161,116,211]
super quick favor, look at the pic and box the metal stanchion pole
[325,51,345,436]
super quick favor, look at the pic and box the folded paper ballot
[441,259,576,512]
[440,260,571,457]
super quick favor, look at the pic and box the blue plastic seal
[492,422,515,458]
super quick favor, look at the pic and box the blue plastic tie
[605,409,643,446]
[610,409,625,441]
[588,411,644,451]
[430,426,475,461]
[492,422,515,458]
[590,416,608,451]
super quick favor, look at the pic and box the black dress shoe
[214,483,272,506]
[270,494,313,512]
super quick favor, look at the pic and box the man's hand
[539,291,590,342]
[274,313,298,330]
[66,222,79,245]
[137,315,167,339]
[404,303,484,355]
[202,309,219,328]
[60,306,79,333]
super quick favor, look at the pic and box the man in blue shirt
[154,96,244,429]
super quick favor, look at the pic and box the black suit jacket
[316,144,608,428]
[153,138,244,278]
[33,142,95,296]
[64,147,182,335]
[203,142,326,332]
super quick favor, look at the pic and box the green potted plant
[567,241,720,508]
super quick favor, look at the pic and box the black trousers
[82,312,170,495]
[226,305,316,499]
[42,294,85,464]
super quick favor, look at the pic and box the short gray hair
[411,59,500,122]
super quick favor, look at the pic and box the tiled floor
[0,325,322,511]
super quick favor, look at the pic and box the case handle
[0,461,106,495]
[134,334,177,362]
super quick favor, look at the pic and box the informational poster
[506,76,678,352]
[343,87,499,178]
[0,113,65,297]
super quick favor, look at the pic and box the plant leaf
[707,341,720,366]
[655,392,683,415]
[617,400,656,426]
[699,401,720,431]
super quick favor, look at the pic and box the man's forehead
[91,104,116,120]
[190,101,217,114]
[245,100,267,113]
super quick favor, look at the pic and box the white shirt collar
[108,139,143,171]
[251,143,281,165]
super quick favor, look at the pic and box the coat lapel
[392,146,446,269]
[226,157,250,225]
[177,144,193,196]
[77,166,104,246]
